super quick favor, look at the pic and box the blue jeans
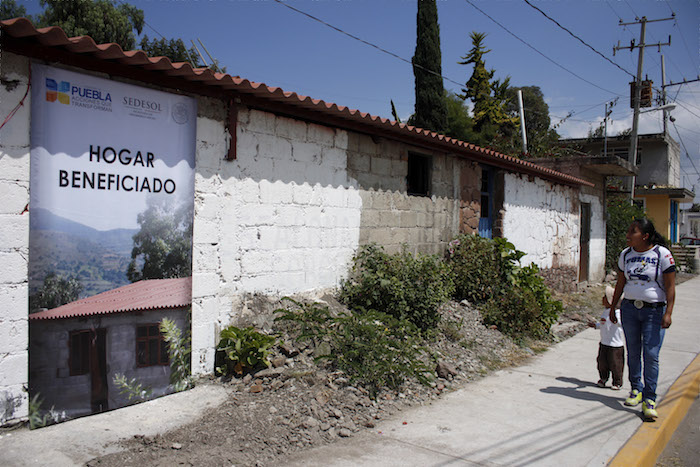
[621,300,666,401]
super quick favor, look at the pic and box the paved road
[656,393,700,467]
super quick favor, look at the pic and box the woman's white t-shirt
[618,245,675,302]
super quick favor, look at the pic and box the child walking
[589,286,625,390]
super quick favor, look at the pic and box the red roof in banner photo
[0,17,592,189]
[29,277,192,320]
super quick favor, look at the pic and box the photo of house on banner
[28,64,196,421]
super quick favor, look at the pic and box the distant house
[29,278,190,418]
[559,133,695,243]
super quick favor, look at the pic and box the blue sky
[19,0,700,199]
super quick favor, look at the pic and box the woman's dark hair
[632,218,667,247]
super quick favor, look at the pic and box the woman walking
[609,218,676,420]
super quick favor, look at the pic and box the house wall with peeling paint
[502,173,580,291]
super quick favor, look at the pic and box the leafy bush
[446,235,508,303]
[276,300,432,398]
[515,264,562,333]
[160,318,192,392]
[339,244,455,331]
[447,234,561,340]
[606,194,646,271]
[481,288,548,340]
[216,326,277,376]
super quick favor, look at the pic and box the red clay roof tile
[29,277,192,320]
[1,17,592,188]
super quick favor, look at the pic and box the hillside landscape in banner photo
[29,208,137,299]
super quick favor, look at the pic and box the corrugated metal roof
[0,17,592,188]
[29,277,192,320]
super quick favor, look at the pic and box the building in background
[559,133,695,243]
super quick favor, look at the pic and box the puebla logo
[45,78,70,105]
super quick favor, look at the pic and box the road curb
[608,352,700,467]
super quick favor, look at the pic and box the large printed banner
[29,64,196,419]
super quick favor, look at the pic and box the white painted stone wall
[581,192,606,283]
[0,52,31,423]
[502,173,579,269]
[191,101,362,374]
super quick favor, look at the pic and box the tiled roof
[29,277,192,320]
[1,17,592,188]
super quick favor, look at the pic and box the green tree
[606,194,646,271]
[0,0,27,20]
[139,35,204,66]
[30,272,83,311]
[459,32,517,147]
[127,198,193,282]
[412,0,447,133]
[443,91,476,143]
[35,0,144,51]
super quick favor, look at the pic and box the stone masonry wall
[346,134,463,256]
[502,173,580,291]
[0,52,30,424]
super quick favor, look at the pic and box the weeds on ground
[276,299,432,398]
[216,326,277,376]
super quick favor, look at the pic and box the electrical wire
[672,121,700,177]
[272,0,465,89]
[521,0,635,79]
[463,0,623,96]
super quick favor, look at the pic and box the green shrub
[606,194,646,271]
[339,244,455,331]
[276,300,432,398]
[481,287,547,340]
[446,234,512,303]
[216,326,277,376]
[447,234,561,340]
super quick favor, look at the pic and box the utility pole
[661,55,667,136]
[613,15,672,200]
[517,90,527,155]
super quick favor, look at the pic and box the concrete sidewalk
[1,276,697,466]
[279,275,700,467]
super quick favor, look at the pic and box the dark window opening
[136,324,169,367]
[407,153,431,196]
[69,330,91,376]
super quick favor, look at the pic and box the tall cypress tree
[412,0,447,133]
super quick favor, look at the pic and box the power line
[463,0,623,96]
[271,0,465,89]
[521,0,635,79]
[672,121,700,177]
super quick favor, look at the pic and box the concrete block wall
[0,52,30,424]
[191,101,362,374]
[502,173,579,272]
[347,133,461,256]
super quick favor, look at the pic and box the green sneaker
[642,399,658,420]
[624,389,642,406]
